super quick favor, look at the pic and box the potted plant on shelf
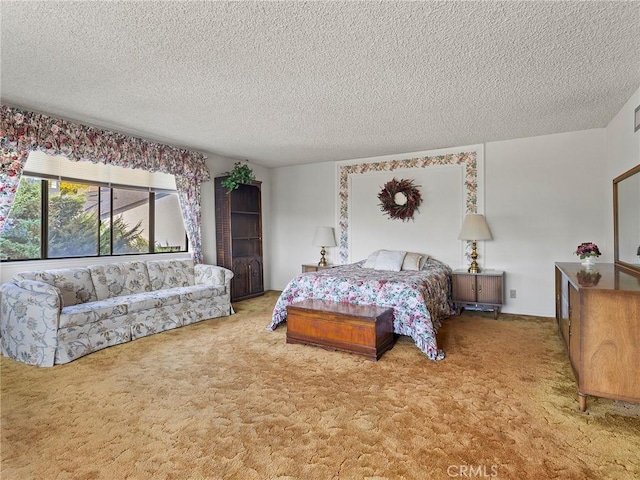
[221,161,256,193]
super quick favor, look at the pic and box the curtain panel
[0,105,209,263]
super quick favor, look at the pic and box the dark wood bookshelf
[215,178,264,301]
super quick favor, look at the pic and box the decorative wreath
[377,178,422,221]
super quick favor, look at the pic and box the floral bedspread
[267,258,454,360]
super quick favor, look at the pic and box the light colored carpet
[1,291,638,479]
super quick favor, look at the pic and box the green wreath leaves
[377,178,422,221]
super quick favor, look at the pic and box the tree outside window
[0,177,41,260]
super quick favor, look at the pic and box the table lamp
[313,226,336,267]
[458,214,492,273]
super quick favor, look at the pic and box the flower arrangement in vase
[574,242,601,267]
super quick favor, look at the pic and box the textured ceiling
[1,1,639,168]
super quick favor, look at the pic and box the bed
[267,254,454,360]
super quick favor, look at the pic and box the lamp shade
[313,226,337,247]
[458,214,492,241]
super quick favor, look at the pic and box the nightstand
[452,269,504,319]
[302,264,336,273]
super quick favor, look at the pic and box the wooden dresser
[554,262,640,411]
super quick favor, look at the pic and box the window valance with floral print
[0,105,209,180]
[0,105,210,263]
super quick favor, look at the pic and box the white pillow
[362,250,381,269]
[374,250,407,271]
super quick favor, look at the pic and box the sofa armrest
[14,279,64,301]
[194,264,234,288]
[0,281,62,367]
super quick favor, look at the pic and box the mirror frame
[613,163,640,275]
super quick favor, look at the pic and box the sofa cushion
[89,262,152,300]
[117,290,181,313]
[147,259,195,290]
[171,284,227,303]
[60,298,128,328]
[15,268,97,307]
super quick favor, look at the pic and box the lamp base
[467,241,481,274]
[318,246,327,267]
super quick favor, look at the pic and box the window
[48,180,100,258]
[0,176,42,261]
[110,187,150,255]
[0,177,188,262]
[154,193,188,252]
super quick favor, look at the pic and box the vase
[581,256,597,268]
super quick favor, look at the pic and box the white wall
[269,161,336,289]
[606,86,640,180]
[606,89,640,263]
[484,129,607,316]
[605,86,640,267]
[348,166,463,267]
[269,130,609,317]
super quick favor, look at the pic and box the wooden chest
[286,299,395,361]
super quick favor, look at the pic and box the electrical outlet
[510,289,517,299]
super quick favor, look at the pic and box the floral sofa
[0,259,234,367]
